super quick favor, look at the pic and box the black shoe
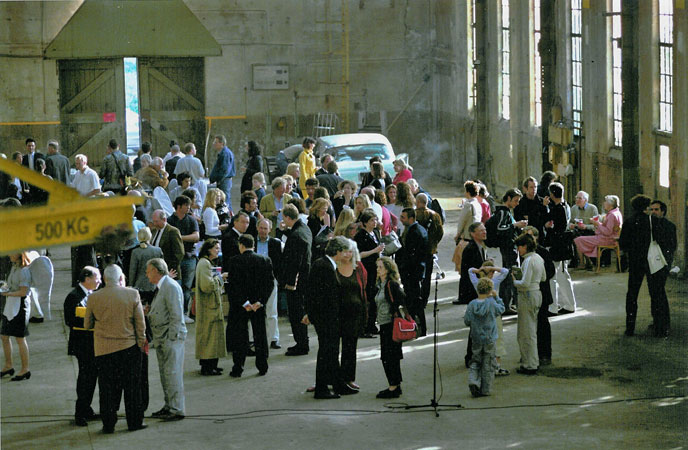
[151,407,170,418]
[270,341,281,349]
[29,317,44,323]
[229,369,242,378]
[360,333,375,339]
[469,384,481,398]
[452,299,462,305]
[102,427,115,434]
[201,368,223,376]
[376,387,402,399]
[546,311,559,318]
[128,423,148,431]
[10,371,31,381]
[558,309,574,315]
[335,385,359,396]
[539,358,552,366]
[285,348,308,356]
[314,390,340,399]
[258,369,267,376]
[160,413,185,422]
[74,417,88,427]
[516,367,537,375]
[0,368,15,378]
[624,329,635,337]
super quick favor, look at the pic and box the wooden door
[58,59,126,166]
[138,57,206,160]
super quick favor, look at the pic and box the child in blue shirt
[464,277,505,397]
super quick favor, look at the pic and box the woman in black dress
[240,141,263,194]
[307,198,333,261]
[336,237,368,390]
[354,209,384,336]
[0,252,32,381]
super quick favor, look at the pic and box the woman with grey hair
[573,194,623,268]
[335,237,368,390]
[129,227,163,301]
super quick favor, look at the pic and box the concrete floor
[1,182,687,449]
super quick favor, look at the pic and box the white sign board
[253,65,289,90]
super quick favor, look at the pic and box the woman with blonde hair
[335,237,368,391]
[353,195,371,221]
[0,252,32,380]
[334,208,356,237]
[202,188,229,238]
[392,159,413,185]
[307,198,333,260]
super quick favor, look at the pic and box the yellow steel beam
[0,158,142,254]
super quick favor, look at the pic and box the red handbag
[387,283,418,343]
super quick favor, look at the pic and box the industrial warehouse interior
[0,1,686,449]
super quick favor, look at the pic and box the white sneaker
[184,315,195,324]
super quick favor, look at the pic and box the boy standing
[463,277,505,397]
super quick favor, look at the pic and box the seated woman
[573,195,623,268]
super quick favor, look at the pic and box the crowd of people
[0,138,679,430]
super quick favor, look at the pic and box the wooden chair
[595,225,622,273]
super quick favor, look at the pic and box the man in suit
[84,265,146,433]
[222,211,249,270]
[305,237,357,399]
[279,204,313,356]
[44,140,71,184]
[209,135,236,210]
[21,138,45,172]
[647,200,677,337]
[259,177,292,237]
[226,235,274,377]
[100,139,133,194]
[145,258,187,421]
[233,191,262,239]
[619,195,676,337]
[316,161,344,200]
[150,210,185,280]
[64,266,102,426]
[397,208,430,336]
[256,218,283,349]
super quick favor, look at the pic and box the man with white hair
[71,154,101,197]
[145,258,187,421]
[568,190,599,268]
[85,264,146,433]
[135,155,168,191]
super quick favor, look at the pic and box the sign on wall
[252,65,289,90]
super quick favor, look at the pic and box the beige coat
[194,257,226,359]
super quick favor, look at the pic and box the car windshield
[328,144,390,162]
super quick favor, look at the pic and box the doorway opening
[124,57,141,155]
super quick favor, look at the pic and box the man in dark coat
[279,204,312,355]
[64,266,102,426]
[44,140,71,184]
[305,237,356,399]
[227,235,274,377]
[514,176,548,238]
[21,138,45,172]
[458,222,487,305]
[646,200,677,337]
[619,195,675,337]
[316,161,344,199]
[397,208,429,336]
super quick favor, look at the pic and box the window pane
[659,145,670,187]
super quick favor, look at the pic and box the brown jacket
[85,284,146,357]
[157,223,184,275]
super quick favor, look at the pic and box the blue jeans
[178,256,196,314]
[218,177,233,212]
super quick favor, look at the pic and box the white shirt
[72,167,101,196]
[513,252,546,292]
[202,207,222,237]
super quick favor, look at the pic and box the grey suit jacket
[149,275,187,344]
[45,153,71,184]
[129,244,164,291]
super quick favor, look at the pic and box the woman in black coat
[374,256,406,398]
[240,141,263,194]
[354,209,384,336]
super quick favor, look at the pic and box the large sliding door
[58,59,126,165]
[138,57,206,159]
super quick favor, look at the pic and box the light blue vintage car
[314,133,408,183]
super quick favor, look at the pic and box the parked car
[314,133,408,183]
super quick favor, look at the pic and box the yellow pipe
[0,121,60,126]
[204,115,247,120]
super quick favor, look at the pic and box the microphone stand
[405,257,462,416]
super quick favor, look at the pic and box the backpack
[430,198,446,225]
[485,209,514,249]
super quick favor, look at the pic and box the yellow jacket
[298,148,316,194]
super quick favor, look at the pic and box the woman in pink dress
[573,195,623,268]
[392,159,413,185]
